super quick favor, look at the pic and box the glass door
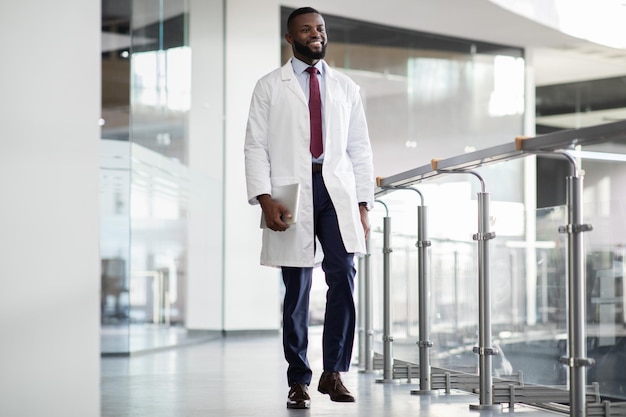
[100,0,192,355]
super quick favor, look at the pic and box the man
[244,6,374,409]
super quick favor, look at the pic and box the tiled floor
[101,327,562,417]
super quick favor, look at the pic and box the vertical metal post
[540,250,549,324]
[381,186,436,390]
[568,175,586,417]
[510,251,516,325]
[417,205,433,391]
[377,213,395,383]
[411,204,437,395]
[433,169,500,408]
[470,191,501,410]
[560,174,594,417]
[361,234,375,373]
[357,254,365,369]
[454,251,459,333]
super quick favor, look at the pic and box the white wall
[187,0,225,330]
[223,0,284,330]
[0,1,101,416]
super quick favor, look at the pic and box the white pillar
[0,1,101,417]
[186,0,226,330]
[222,0,283,330]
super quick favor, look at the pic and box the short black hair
[287,7,321,31]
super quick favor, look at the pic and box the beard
[293,38,327,60]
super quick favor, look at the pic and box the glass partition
[370,150,626,401]
[127,0,191,351]
[101,0,222,355]
[101,0,133,354]
[578,156,626,399]
[100,140,132,354]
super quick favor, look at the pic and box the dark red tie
[306,67,323,158]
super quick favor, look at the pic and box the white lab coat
[244,58,374,267]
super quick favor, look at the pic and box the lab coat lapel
[281,59,307,106]
[322,65,340,151]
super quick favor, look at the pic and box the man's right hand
[257,194,293,231]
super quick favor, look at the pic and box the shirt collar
[292,57,324,76]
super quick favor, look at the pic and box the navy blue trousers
[281,170,356,386]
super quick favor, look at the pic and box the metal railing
[356,120,626,416]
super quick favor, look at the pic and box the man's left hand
[359,205,370,239]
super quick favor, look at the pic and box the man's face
[286,13,327,63]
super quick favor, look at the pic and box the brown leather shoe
[317,371,355,402]
[286,383,311,409]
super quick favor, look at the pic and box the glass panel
[536,76,626,133]
[102,0,223,355]
[368,172,536,375]
[579,157,626,400]
[369,148,626,401]
[99,140,132,354]
[101,0,132,354]
[128,0,191,351]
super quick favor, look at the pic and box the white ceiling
[321,0,626,86]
